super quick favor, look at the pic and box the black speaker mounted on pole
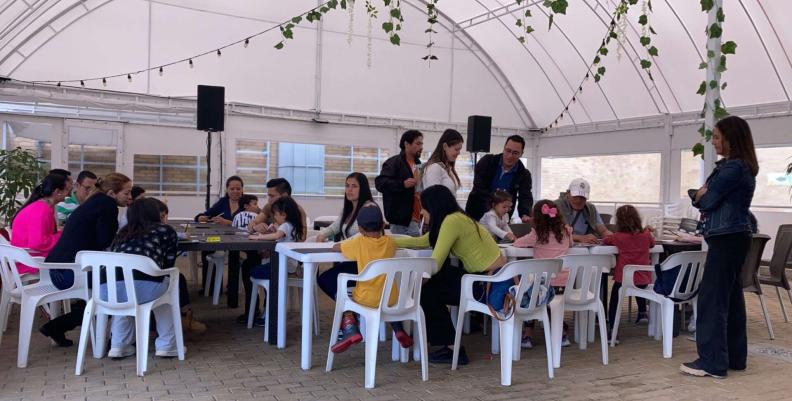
[467,115,492,165]
[197,85,225,210]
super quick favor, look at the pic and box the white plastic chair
[74,251,185,377]
[326,257,434,389]
[313,216,338,230]
[247,276,319,336]
[452,258,562,386]
[0,244,88,367]
[550,255,612,369]
[204,251,227,305]
[610,251,707,358]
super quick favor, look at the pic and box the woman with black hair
[316,172,374,299]
[10,173,69,275]
[194,176,247,307]
[681,116,758,379]
[104,198,184,358]
[396,185,505,365]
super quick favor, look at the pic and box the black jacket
[46,192,119,263]
[375,153,421,226]
[465,153,533,221]
[46,192,119,288]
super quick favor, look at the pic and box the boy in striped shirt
[232,194,259,230]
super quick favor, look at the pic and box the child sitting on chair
[479,189,516,242]
[513,199,574,349]
[330,202,413,353]
[232,194,259,230]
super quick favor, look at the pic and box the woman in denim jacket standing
[680,116,758,379]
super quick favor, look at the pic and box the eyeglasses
[503,148,523,157]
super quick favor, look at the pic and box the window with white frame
[133,154,207,195]
[235,139,275,195]
[325,145,391,196]
[66,125,118,177]
[540,153,662,204]
[680,146,792,207]
[68,145,116,177]
[2,121,52,177]
[278,142,325,195]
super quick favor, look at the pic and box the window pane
[5,134,51,176]
[133,154,206,195]
[278,143,325,195]
[755,146,792,206]
[236,139,274,194]
[681,146,792,207]
[68,145,116,177]
[540,153,662,203]
[679,149,702,197]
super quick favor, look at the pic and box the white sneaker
[521,336,534,349]
[561,335,571,347]
[108,345,135,359]
[155,347,185,358]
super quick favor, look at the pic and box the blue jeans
[390,221,421,237]
[317,262,358,300]
[100,279,175,352]
[250,263,272,280]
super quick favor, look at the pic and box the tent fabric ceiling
[0,0,789,130]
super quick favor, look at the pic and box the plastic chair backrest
[600,214,612,225]
[561,254,615,304]
[768,224,792,281]
[741,234,771,292]
[354,257,434,313]
[500,258,563,313]
[0,244,37,294]
[661,251,707,300]
[78,251,162,309]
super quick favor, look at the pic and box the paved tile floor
[2,263,792,400]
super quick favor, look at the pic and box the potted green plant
[0,147,44,228]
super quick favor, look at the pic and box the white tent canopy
[1,0,790,128]
[0,1,790,258]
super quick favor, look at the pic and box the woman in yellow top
[396,185,506,365]
[330,203,414,354]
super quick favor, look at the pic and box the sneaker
[108,345,136,359]
[331,313,363,354]
[680,360,725,379]
[687,332,696,342]
[521,335,534,349]
[253,317,266,327]
[634,312,649,325]
[155,347,185,358]
[394,330,414,348]
[561,335,571,347]
[331,332,362,354]
[39,323,73,347]
[429,346,468,365]
[608,334,620,346]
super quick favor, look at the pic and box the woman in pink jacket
[10,173,69,274]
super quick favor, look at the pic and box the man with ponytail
[38,173,133,347]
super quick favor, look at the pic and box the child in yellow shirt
[330,203,413,353]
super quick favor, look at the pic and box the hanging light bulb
[189,59,194,68]
[216,49,222,57]
[159,66,164,76]
[244,38,250,48]
[127,73,132,83]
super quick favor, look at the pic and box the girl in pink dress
[513,199,574,348]
[10,174,69,275]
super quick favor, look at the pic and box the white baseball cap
[568,178,590,199]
